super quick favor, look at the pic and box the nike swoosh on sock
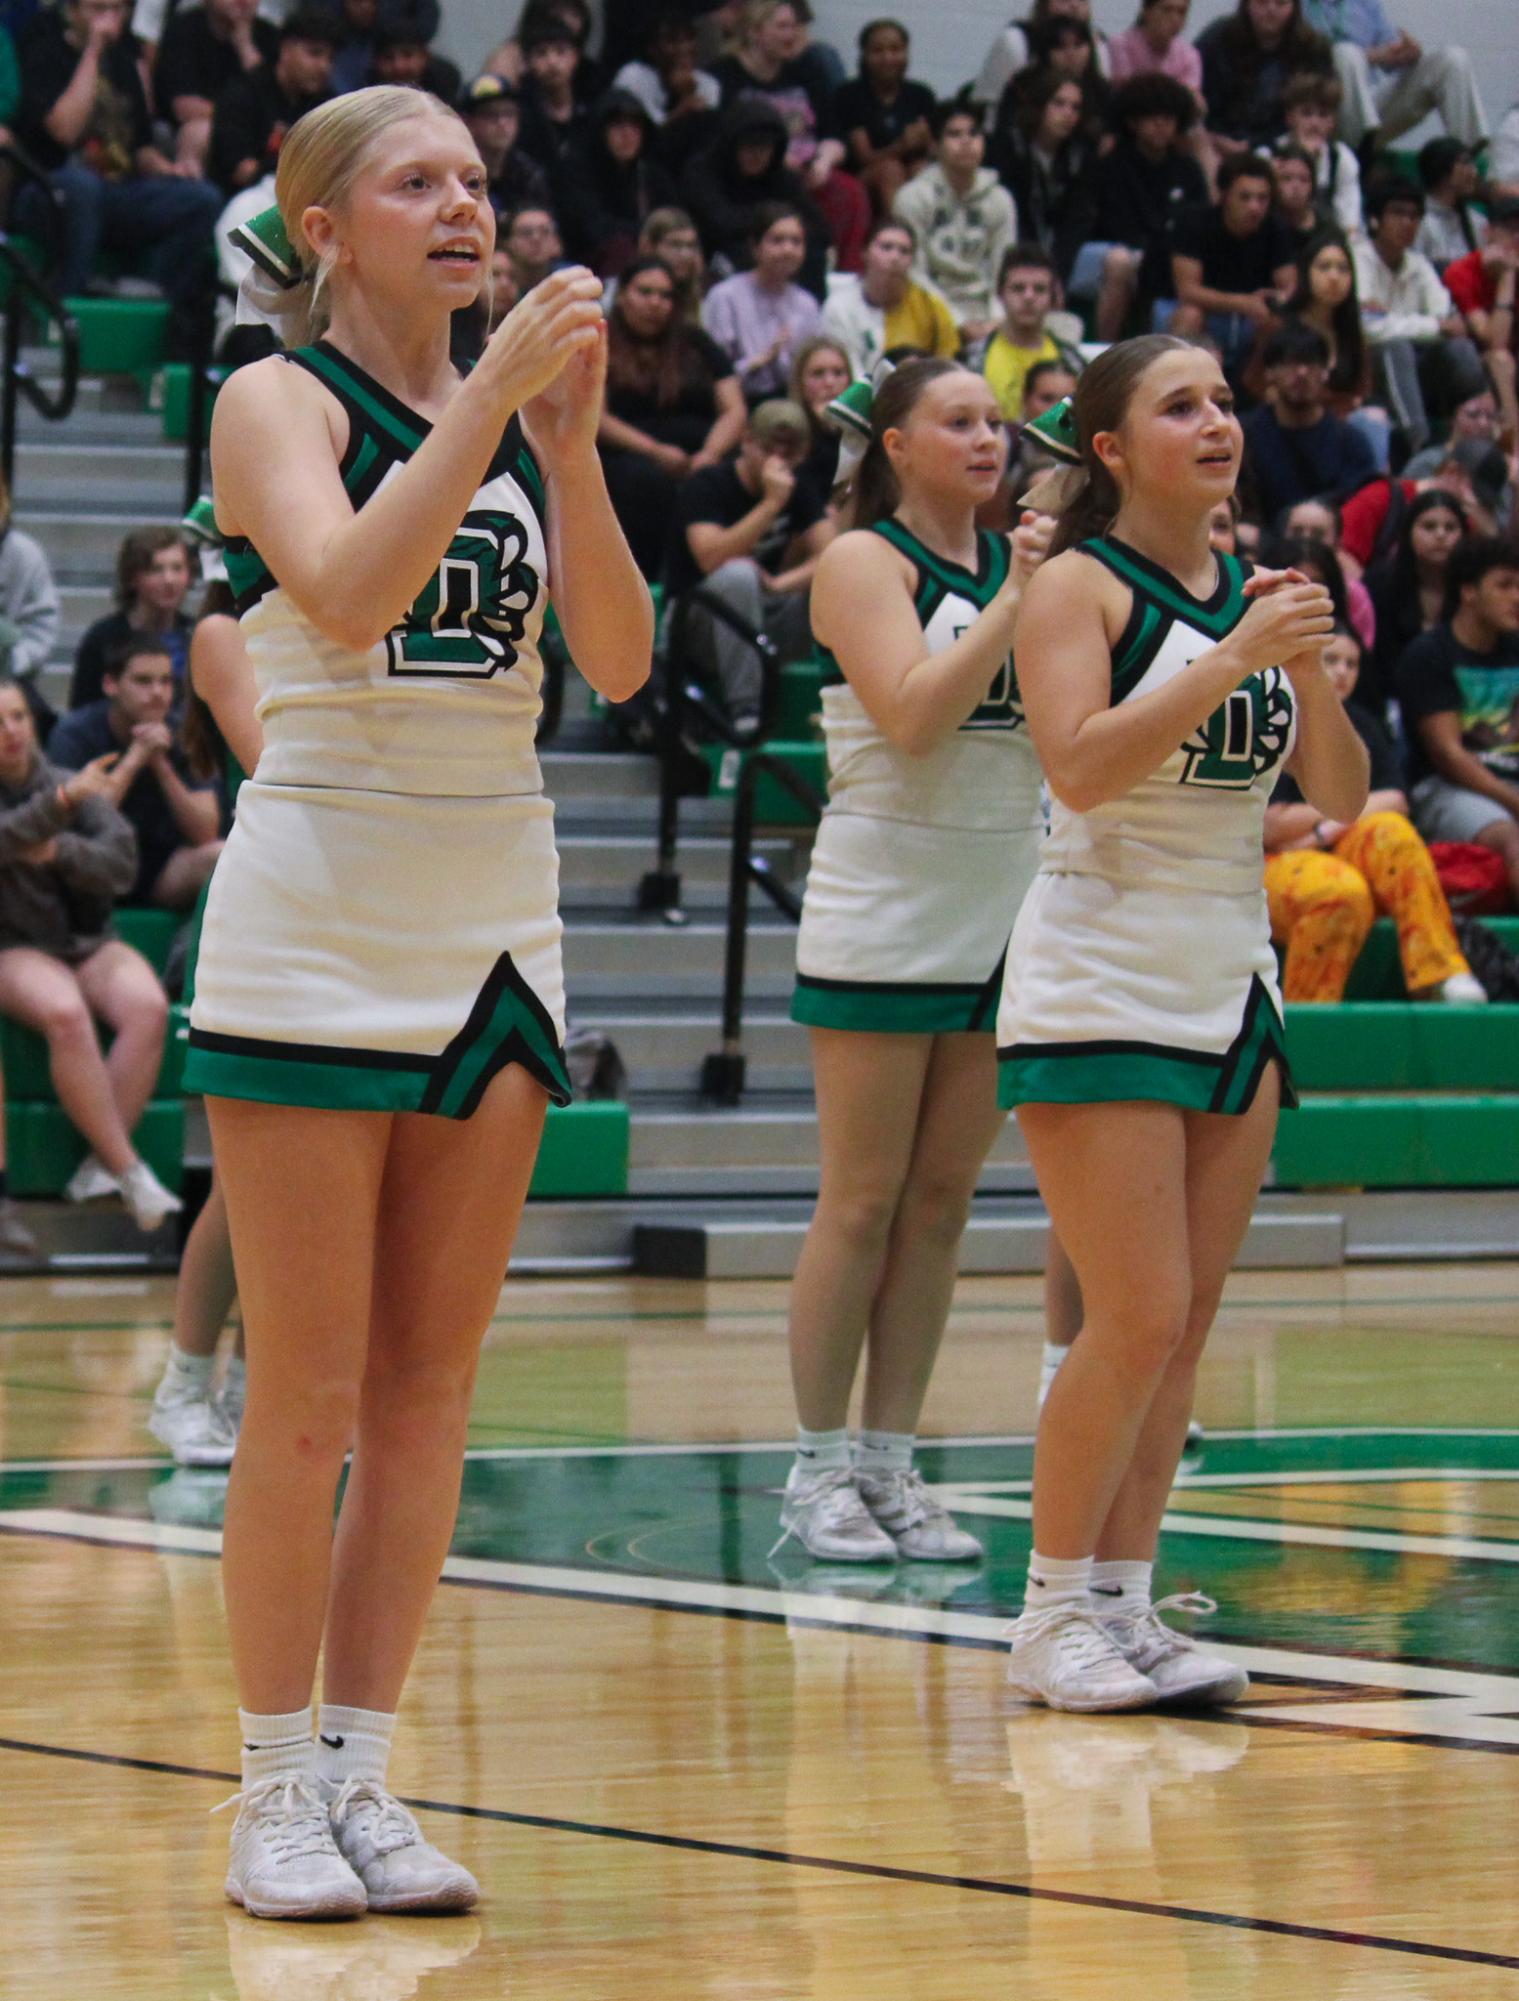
[320,1734,345,1748]
[1091,1584,1125,1597]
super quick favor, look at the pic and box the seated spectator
[209,8,335,195]
[0,675,182,1231]
[1354,177,1487,454]
[1084,73,1206,341]
[1167,153,1297,377]
[50,638,222,912]
[892,98,1018,349]
[702,203,821,402]
[1443,203,1519,382]
[666,398,834,736]
[1242,321,1377,519]
[1196,0,1331,159]
[553,88,676,276]
[457,74,550,221]
[15,0,221,354]
[613,8,720,171]
[1025,14,1109,144]
[72,527,194,710]
[0,472,60,720]
[982,242,1082,421]
[1277,494,1376,640]
[1364,486,1466,707]
[598,255,745,577]
[152,0,278,179]
[1108,0,1203,102]
[1260,230,1385,464]
[518,9,596,166]
[1271,145,1320,260]
[1397,537,1519,907]
[821,216,960,378]
[369,20,462,101]
[975,0,1112,113]
[637,206,707,320]
[328,0,447,96]
[682,97,830,297]
[829,16,935,215]
[1003,352,1081,504]
[989,68,1098,285]
[1494,98,1519,205]
[1279,72,1362,241]
[502,202,567,295]
[1415,138,1486,270]
[1300,0,1486,152]
[788,333,853,493]
[774,0,847,108]
[1265,620,1483,1002]
[485,0,599,92]
[1404,380,1516,533]
[712,1,867,273]
[1341,438,1508,571]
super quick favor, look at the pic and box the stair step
[12,439,184,508]
[1276,1094,1519,1188]
[1287,1003,1519,1091]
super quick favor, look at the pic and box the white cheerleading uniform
[997,535,1298,1115]
[792,519,1045,1035]
[184,341,570,1116]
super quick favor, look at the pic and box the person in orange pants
[1264,623,1486,1004]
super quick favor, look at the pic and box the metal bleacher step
[596,1008,812,1095]
[564,919,797,1002]
[12,439,184,510]
[557,832,795,913]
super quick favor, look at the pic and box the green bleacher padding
[63,297,170,375]
[527,1100,629,1198]
[1273,1095,1519,1189]
[775,659,825,737]
[3,1099,185,1199]
[114,907,180,975]
[752,739,826,826]
[158,362,222,442]
[1286,1003,1519,1091]
[1297,916,1519,1000]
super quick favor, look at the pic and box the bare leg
[172,1173,238,1361]
[1017,1099,1194,1559]
[1094,246,1139,343]
[0,948,138,1175]
[1095,1071,1279,1559]
[860,1033,1006,1433]
[210,1096,389,1714]
[1042,1232,1082,1349]
[321,1065,547,1709]
[786,1029,932,1432]
[1473,815,1519,905]
[74,941,169,1139]
[151,841,224,913]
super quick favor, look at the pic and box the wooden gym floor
[2,1262,1519,1997]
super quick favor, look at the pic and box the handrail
[638,582,781,920]
[700,747,823,1106]
[0,151,80,494]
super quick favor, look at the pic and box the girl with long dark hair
[1195,0,1331,155]
[997,335,1365,1710]
[1364,486,1468,710]
[990,68,1099,283]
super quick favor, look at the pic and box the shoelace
[329,1776,422,1856]
[768,1468,878,1558]
[1103,1590,1218,1656]
[211,1777,335,1862]
[861,1469,948,1532]
[1015,1601,1135,1675]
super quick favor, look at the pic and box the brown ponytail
[1047,334,1193,558]
[851,356,974,528]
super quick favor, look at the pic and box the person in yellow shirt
[983,243,1083,421]
[820,216,961,376]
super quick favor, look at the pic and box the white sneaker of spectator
[64,1154,120,1203]
[119,1159,184,1233]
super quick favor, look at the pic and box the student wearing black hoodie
[681,96,830,297]
[553,88,678,276]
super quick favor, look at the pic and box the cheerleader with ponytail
[773,356,1054,1567]
[996,335,1366,1712]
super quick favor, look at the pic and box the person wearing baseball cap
[458,72,550,215]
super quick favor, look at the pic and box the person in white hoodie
[892,100,1017,351]
[0,471,60,719]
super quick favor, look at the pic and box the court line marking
[0,1732,1512,1969]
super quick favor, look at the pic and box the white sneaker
[1005,1601,1159,1712]
[64,1154,120,1204]
[1433,971,1488,1005]
[857,1467,984,1562]
[148,1391,236,1468]
[769,1466,898,1563]
[325,1777,479,1914]
[1097,1591,1249,1707]
[219,1776,368,1921]
[119,1158,184,1232]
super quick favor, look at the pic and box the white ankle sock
[793,1426,851,1475]
[1024,1551,1092,1614]
[157,1348,214,1402]
[1090,1559,1153,1608]
[1037,1340,1070,1408]
[239,1706,314,1789]
[855,1428,914,1477]
[316,1704,396,1788]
